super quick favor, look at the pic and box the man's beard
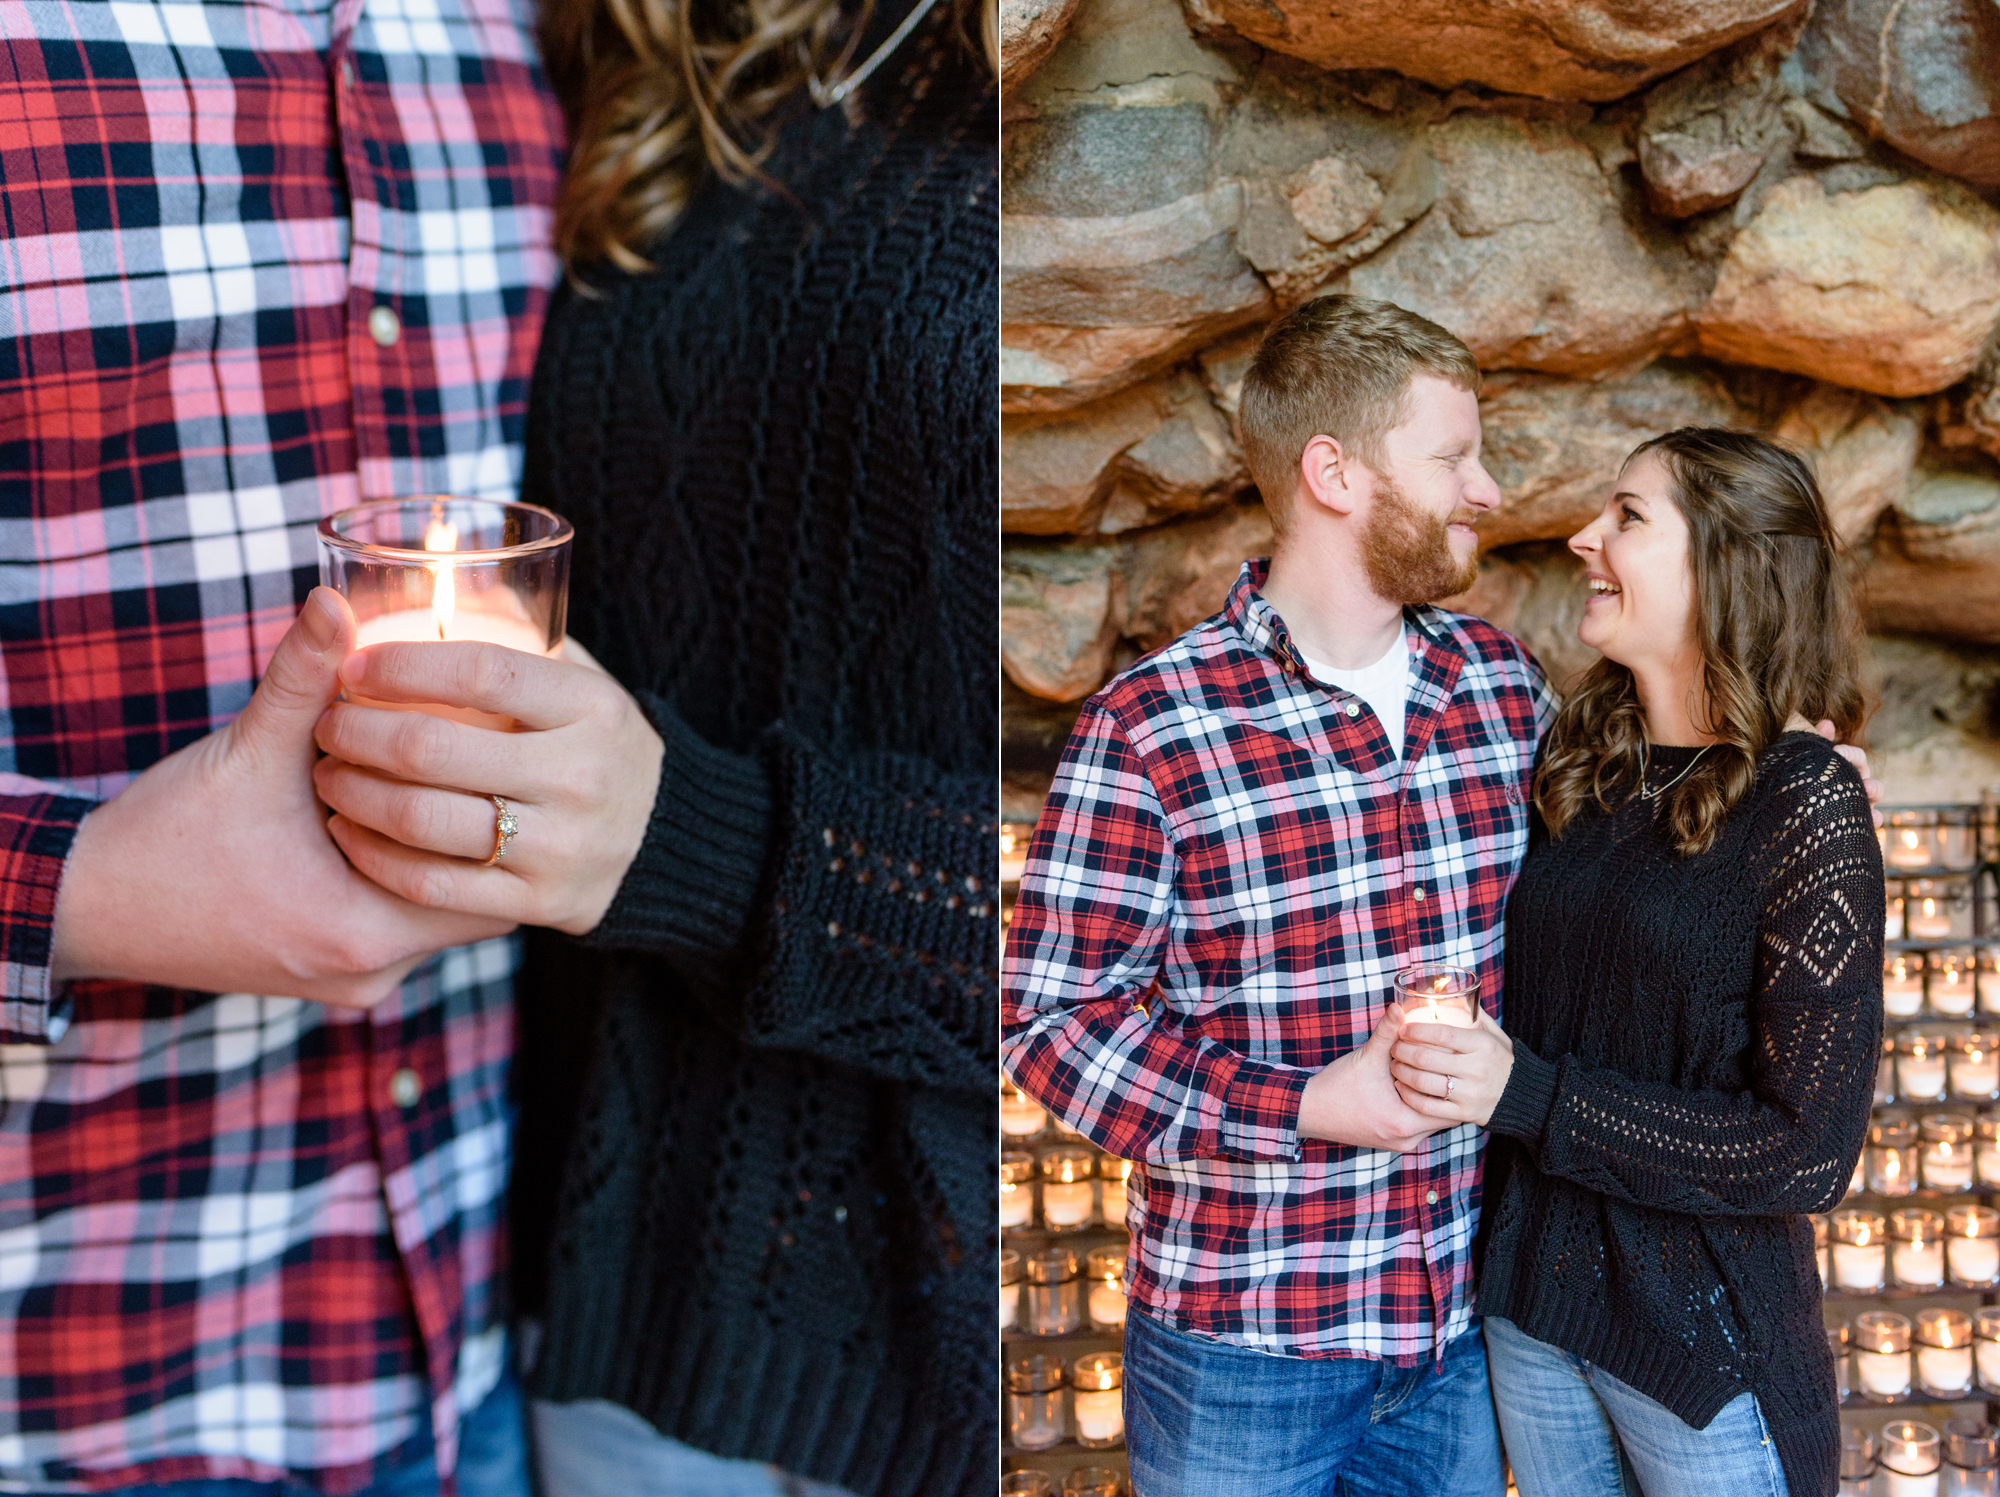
[1360,475,1480,605]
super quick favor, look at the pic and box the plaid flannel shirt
[0,0,561,1486]
[1001,560,1556,1363]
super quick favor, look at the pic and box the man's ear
[1298,433,1365,520]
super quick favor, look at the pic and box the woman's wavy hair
[1534,427,1869,858]
[544,0,995,272]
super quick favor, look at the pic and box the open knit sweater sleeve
[1487,742,1884,1216]
[585,690,996,1095]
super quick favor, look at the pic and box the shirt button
[1345,702,1360,717]
[1426,1190,1439,1205]
[368,305,402,347]
[338,57,354,89]
[1413,887,1426,901]
[389,1067,422,1109]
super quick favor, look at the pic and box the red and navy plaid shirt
[0,0,560,1486]
[1001,560,1556,1363]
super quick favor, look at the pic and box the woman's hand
[311,638,665,936]
[1388,1003,1516,1128]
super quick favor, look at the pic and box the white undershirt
[1302,632,1410,759]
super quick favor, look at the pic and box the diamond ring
[1445,1077,1456,1101]
[482,795,518,866]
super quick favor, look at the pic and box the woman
[1390,428,1882,1497]
[304,1,997,1494]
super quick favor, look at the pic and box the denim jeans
[1484,1315,1790,1497]
[1122,1306,1506,1497]
[529,1398,859,1497]
[86,1365,531,1497]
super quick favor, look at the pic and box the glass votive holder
[1943,1417,2000,1495]
[1922,1113,1977,1191]
[1954,1028,2000,1099]
[1936,952,1980,1018]
[1024,1248,1081,1336]
[1887,952,1928,1018]
[1842,1424,1876,1493]
[1918,1309,1977,1397]
[1000,1151,1036,1231]
[1941,808,1980,870]
[1085,1245,1128,1329]
[1870,1119,1922,1195]
[999,823,1032,886]
[1911,878,1974,941]
[1098,1155,1133,1226]
[1039,1147,1097,1232]
[1981,1113,2000,1187]
[1062,1469,1124,1497]
[1890,879,1908,942]
[1006,1353,1067,1451]
[1948,1206,2000,1287]
[1855,1311,1915,1401]
[1879,1033,1901,1106]
[1891,1208,1948,1289]
[1901,1034,1952,1105]
[1002,1472,1056,1496]
[1890,810,1940,870]
[1827,1310,1850,1400]
[1001,1078,1048,1141]
[1393,963,1479,1027]
[1831,1209,1889,1292]
[1070,1353,1125,1450]
[1814,1213,1830,1288]
[1881,1420,1943,1493]
[1001,1249,1022,1332]
[1979,1309,2000,1396]
[1980,947,2000,1016]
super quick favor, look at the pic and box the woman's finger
[1390,1059,1453,1098]
[341,640,601,732]
[328,816,528,922]
[315,759,511,863]
[1398,1021,1483,1054]
[315,701,545,799]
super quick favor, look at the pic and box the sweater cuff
[584,693,773,959]
[1487,1043,1560,1147]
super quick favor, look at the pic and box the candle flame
[1904,830,1924,852]
[424,518,458,640]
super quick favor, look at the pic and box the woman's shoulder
[1748,730,1878,863]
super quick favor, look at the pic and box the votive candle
[1891,1208,1947,1289]
[1976,1307,2000,1393]
[1039,1147,1097,1231]
[1098,1155,1133,1226]
[1001,1249,1021,1331]
[1832,1210,1888,1292]
[1887,954,1927,1018]
[999,824,1030,885]
[1921,1113,1976,1191]
[1813,1213,1830,1288]
[1949,1206,2000,1288]
[1000,1152,1035,1230]
[1901,1034,1951,1103]
[1934,951,1978,1017]
[1890,813,1938,869]
[1980,1114,2000,1187]
[1000,1079,1047,1140]
[1954,1028,2000,1100]
[1870,1120,1921,1196]
[1879,1419,1943,1497]
[1917,1308,1976,1397]
[1084,1245,1127,1329]
[1856,1311,1915,1400]
[1070,1353,1124,1449]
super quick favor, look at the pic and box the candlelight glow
[425,518,458,639]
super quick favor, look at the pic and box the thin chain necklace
[1640,743,1712,801]
[808,0,946,108]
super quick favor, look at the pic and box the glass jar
[1001,1473,1055,1497]
[1061,1470,1124,1497]
[1901,1034,1952,1104]
[1007,1353,1066,1451]
[1911,877,1974,941]
[1887,952,1928,1019]
[1001,1077,1048,1140]
[1812,1213,1830,1288]
[1870,1119,1922,1195]
[1922,1113,1978,1191]
[1955,1028,2000,1099]
[1979,1308,2000,1395]
[1831,1209,1889,1292]
[1950,1206,2000,1288]
[999,823,1031,886]
[1039,1147,1097,1232]
[1891,810,1940,870]
[1944,1417,2000,1497]
[1826,1310,1850,1400]
[1070,1352,1124,1450]
[1024,1248,1082,1336]
[1084,1245,1128,1329]
[1881,1420,1943,1496]
[1981,947,2000,1017]
[1918,1309,1977,1397]
[1937,952,1980,1018]
[1001,1150,1036,1231]
[1891,1208,1948,1289]
[1890,879,1908,943]
[1855,1311,1915,1401]
[1941,809,1980,870]
[1842,1424,1877,1496]
[1001,1249,1022,1332]
[1879,1032,1901,1106]
[1098,1154,1133,1226]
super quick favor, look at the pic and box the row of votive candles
[1882,955,2000,1020]
[1002,1148,1133,1233]
[1006,1351,1125,1452]
[1840,1418,2000,1496]
[1830,1309,1998,1401]
[1887,881,1980,943]
[1850,1115,2000,1196]
[1821,1207,2000,1291]
[1875,1032,2000,1102]
[1883,810,1985,872]
[1001,1469,1126,1496]
[1004,1245,1127,1334]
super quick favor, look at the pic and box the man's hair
[1238,295,1481,536]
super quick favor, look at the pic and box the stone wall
[999,0,2000,818]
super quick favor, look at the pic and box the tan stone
[1861,456,2000,639]
[1636,35,1789,217]
[1933,342,2000,465]
[1337,115,1708,377]
[1175,0,1805,103]
[1003,323,1241,415]
[1695,175,2000,397]
[1002,373,1247,535]
[1117,500,1273,651]
[1768,385,1922,544]
[1000,0,1082,93]
[1002,543,1122,700]
[1441,543,1596,693]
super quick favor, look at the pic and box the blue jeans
[529,1398,858,1497]
[1484,1315,1790,1497]
[1122,1306,1505,1497]
[96,1367,531,1497]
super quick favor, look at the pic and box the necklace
[808,0,946,108]
[1640,744,1712,801]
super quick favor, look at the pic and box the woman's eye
[1619,505,1639,527]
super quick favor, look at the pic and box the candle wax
[1892,833,1934,869]
[1980,1144,2000,1187]
[1951,1237,2000,1285]
[1833,1242,1887,1290]
[1856,1348,1912,1396]
[1000,1283,1019,1329]
[1088,1282,1128,1327]
[1925,1155,1975,1191]
[1900,1058,1949,1100]
[1886,979,1927,1018]
[1102,1180,1127,1223]
[1919,1344,1974,1395]
[1894,1241,1946,1288]
[1000,1099,1047,1137]
[1409,999,1476,1028]
[1072,1388,1124,1444]
[1979,1339,2000,1391]
[999,1183,1031,1229]
[1883,1469,1940,1497]
[1934,983,1977,1018]
[351,609,550,731]
[1953,1058,2000,1098]
[1912,906,1955,939]
[1042,1181,1094,1227]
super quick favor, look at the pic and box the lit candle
[1979,947,2000,1015]
[1891,819,1937,869]
[1886,955,1927,1018]
[1000,1079,1047,1139]
[1070,1353,1124,1449]
[1856,1312,1915,1400]
[1393,965,1479,1027]
[1980,1115,2000,1187]
[1933,953,1976,1017]
[1039,1147,1097,1230]
[1098,1156,1132,1226]
[1900,1036,1950,1102]
[1000,1152,1035,1230]
[1870,1120,1920,1195]
[1954,1030,2000,1099]
[1939,813,1977,869]
[999,825,1029,885]
[1832,1210,1888,1291]
[1888,886,1906,942]
[1085,1246,1128,1329]
[1978,1308,2000,1392]
[1000,1250,1021,1330]
[1921,1114,1976,1191]
[1879,1419,1943,1497]
[1891,1209,1947,1289]
[1911,897,1954,940]
[1410,996,1477,1027]
[1949,1206,2000,1287]
[1917,1309,1975,1397]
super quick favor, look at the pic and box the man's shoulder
[1421,608,1548,689]
[1089,612,1252,720]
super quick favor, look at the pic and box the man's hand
[50,588,515,1007]
[1297,1004,1448,1152]
[1816,719,1884,825]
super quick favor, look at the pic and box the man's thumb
[1369,1001,1407,1052]
[233,588,354,761]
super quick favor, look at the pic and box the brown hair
[544,0,993,273]
[1534,427,1869,858]
[1238,295,1481,537]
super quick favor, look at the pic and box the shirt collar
[1223,558,1462,677]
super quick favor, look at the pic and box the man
[0,1,561,1490]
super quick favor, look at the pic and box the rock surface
[1000,0,1083,93]
[1442,543,1596,692]
[1696,174,2000,397]
[1002,542,1121,700]
[1862,455,2000,640]
[1795,0,2000,190]
[1176,0,1805,103]
[1636,33,1791,215]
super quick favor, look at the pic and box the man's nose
[1463,459,1502,513]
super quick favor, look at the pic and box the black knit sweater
[507,18,997,1497]
[1478,734,1882,1497]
